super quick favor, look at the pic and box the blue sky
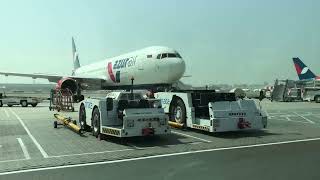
[0,0,319,85]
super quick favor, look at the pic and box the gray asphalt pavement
[0,100,320,179]
[1,139,320,180]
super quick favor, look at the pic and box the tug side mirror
[106,98,113,111]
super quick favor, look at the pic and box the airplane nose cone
[169,58,186,82]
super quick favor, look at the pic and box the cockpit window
[147,55,152,58]
[167,53,177,58]
[157,53,182,59]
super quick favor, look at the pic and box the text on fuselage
[113,56,137,70]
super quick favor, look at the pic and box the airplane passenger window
[147,55,152,58]
[161,53,168,59]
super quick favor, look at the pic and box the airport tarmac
[0,100,320,179]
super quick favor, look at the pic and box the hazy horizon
[0,0,319,86]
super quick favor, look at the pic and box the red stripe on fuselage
[294,63,302,74]
[107,62,116,83]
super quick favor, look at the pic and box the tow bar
[53,114,82,135]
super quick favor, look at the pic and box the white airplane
[0,38,186,100]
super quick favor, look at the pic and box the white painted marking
[268,112,288,116]
[0,158,28,164]
[294,112,315,124]
[172,131,211,143]
[190,142,202,145]
[48,149,134,159]
[284,117,310,124]
[126,143,144,150]
[17,138,31,160]
[1,137,320,176]
[3,109,9,118]
[8,108,48,158]
[270,116,309,124]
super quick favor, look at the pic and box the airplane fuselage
[74,46,186,89]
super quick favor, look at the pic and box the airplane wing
[0,71,106,82]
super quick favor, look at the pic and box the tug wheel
[79,104,89,131]
[92,107,101,138]
[169,98,186,125]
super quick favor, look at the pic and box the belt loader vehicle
[79,91,170,138]
[155,90,267,132]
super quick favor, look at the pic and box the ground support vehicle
[49,89,75,112]
[79,91,170,138]
[271,79,320,103]
[0,93,41,107]
[155,90,268,132]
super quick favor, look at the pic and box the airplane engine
[56,78,84,102]
[56,78,78,94]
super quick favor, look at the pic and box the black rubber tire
[54,121,58,128]
[169,98,186,124]
[21,101,28,107]
[315,96,320,103]
[31,103,37,107]
[0,101,3,107]
[8,104,13,107]
[79,95,84,102]
[92,107,101,138]
[79,104,89,131]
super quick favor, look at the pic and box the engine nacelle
[56,78,78,95]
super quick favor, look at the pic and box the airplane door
[138,58,144,71]
[155,54,169,82]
